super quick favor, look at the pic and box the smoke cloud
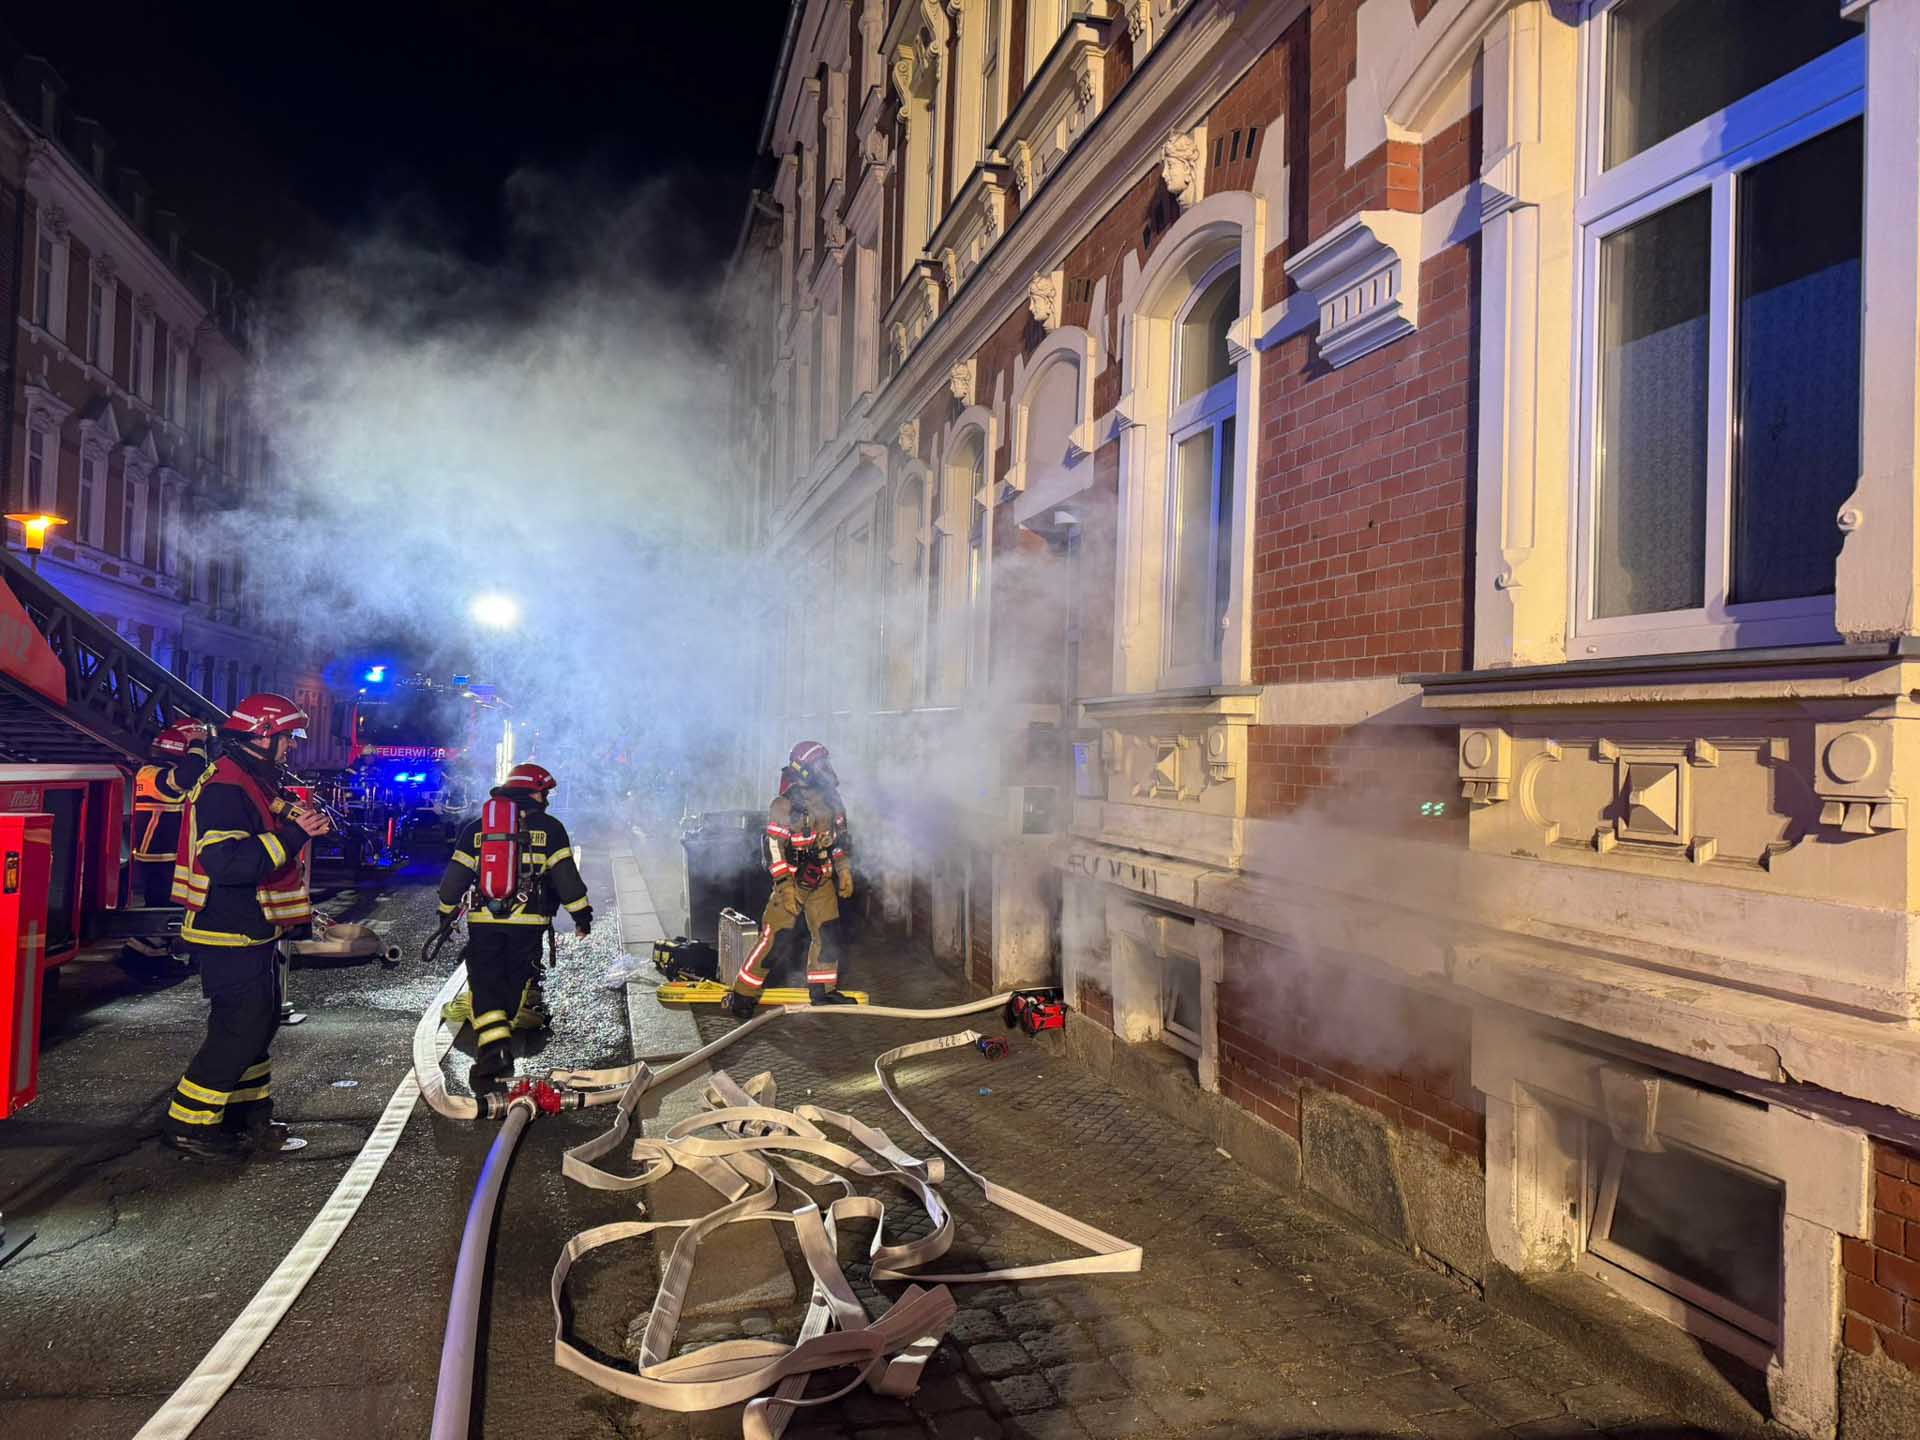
[203,168,752,811]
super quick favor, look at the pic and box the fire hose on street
[135,959,1142,1439]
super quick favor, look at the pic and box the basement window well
[1583,1128,1784,1363]
[1158,951,1203,1060]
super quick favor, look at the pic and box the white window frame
[25,424,51,512]
[33,226,56,331]
[1569,8,1866,658]
[122,475,147,566]
[76,452,101,548]
[131,309,152,403]
[1026,0,1069,81]
[1581,1128,1782,1362]
[981,0,1004,153]
[168,341,187,425]
[85,274,104,368]
[1161,255,1241,689]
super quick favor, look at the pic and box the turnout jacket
[437,804,592,927]
[133,743,212,863]
[172,756,316,946]
[765,782,852,890]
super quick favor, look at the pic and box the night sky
[0,2,791,289]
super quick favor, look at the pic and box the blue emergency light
[364,665,387,683]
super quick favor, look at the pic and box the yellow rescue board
[656,981,870,1007]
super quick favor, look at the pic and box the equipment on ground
[0,811,52,1118]
[654,980,869,1007]
[975,1036,1008,1060]
[650,935,719,983]
[715,907,757,986]
[1004,988,1068,1035]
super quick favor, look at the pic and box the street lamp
[469,592,520,630]
[5,513,67,572]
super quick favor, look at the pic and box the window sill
[1409,637,1918,710]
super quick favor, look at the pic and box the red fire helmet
[787,739,836,786]
[221,693,310,740]
[152,719,209,757]
[502,762,558,797]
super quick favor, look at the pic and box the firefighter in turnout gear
[435,763,593,1085]
[163,695,329,1160]
[119,719,213,981]
[727,740,857,1019]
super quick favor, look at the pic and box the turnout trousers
[731,880,842,997]
[164,941,283,1140]
[466,924,545,1064]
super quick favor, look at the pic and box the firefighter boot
[165,1130,248,1162]
[512,979,552,1032]
[809,986,856,1006]
[724,990,757,1021]
[247,1121,308,1155]
[470,1041,515,1088]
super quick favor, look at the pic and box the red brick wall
[1078,980,1113,1030]
[1216,933,1485,1163]
[1251,239,1474,689]
[1246,718,1463,823]
[1843,1140,1920,1374]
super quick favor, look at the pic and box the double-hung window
[34,231,53,328]
[85,277,104,368]
[77,455,98,547]
[1574,0,1863,656]
[981,0,1003,153]
[1163,258,1239,684]
[123,478,146,565]
[26,427,49,511]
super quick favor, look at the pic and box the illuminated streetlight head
[470,593,520,630]
[6,512,68,553]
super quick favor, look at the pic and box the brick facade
[1843,1140,1920,1375]
[1218,932,1485,1162]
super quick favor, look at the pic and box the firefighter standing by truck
[119,719,213,982]
[433,762,593,1085]
[163,695,329,1160]
[727,740,857,1018]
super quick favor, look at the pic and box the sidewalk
[610,919,1702,1440]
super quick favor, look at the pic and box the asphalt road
[0,833,664,1440]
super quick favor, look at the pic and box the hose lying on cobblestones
[408,975,1138,1437]
[548,1031,1140,1437]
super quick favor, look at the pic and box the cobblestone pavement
[603,924,1713,1440]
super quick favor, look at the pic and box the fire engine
[0,547,225,1116]
[307,669,511,866]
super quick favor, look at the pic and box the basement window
[1158,952,1202,1060]
[1582,1127,1784,1365]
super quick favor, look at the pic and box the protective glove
[574,908,593,938]
[836,865,854,901]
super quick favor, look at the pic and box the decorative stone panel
[999,13,1117,207]
[1812,721,1906,834]
[1458,725,1512,806]
[927,161,1014,301]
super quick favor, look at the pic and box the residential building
[0,53,349,770]
[723,3,1920,1436]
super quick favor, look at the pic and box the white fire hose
[140,963,1140,1440]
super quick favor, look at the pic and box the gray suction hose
[430,1094,536,1440]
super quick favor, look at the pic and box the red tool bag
[476,797,530,916]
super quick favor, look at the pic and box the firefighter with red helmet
[434,762,593,1085]
[163,694,331,1159]
[726,740,857,1018]
[118,718,213,981]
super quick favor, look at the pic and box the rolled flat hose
[430,1094,536,1440]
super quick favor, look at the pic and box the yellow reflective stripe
[452,850,478,870]
[176,1077,232,1104]
[239,1060,271,1082]
[546,846,573,866]
[564,895,591,913]
[471,1010,510,1027]
[229,1084,271,1104]
[168,1100,222,1125]
[477,1026,513,1046]
[181,922,275,945]
[437,902,456,915]
[261,833,288,868]
[467,912,549,926]
[196,829,253,852]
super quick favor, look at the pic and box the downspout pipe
[429,1094,536,1440]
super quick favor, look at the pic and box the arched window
[1165,259,1240,673]
[1022,357,1080,487]
[890,473,926,708]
